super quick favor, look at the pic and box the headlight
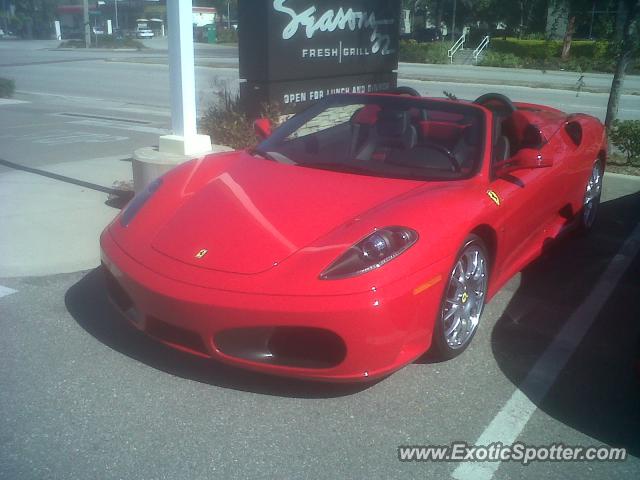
[120,177,163,227]
[320,226,418,280]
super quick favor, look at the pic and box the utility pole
[83,0,90,47]
[114,0,119,30]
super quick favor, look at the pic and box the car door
[488,142,566,274]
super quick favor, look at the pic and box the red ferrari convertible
[100,91,607,382]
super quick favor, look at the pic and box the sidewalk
[0,156,132,278]
[398,63,639,95]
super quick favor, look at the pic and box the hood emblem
[195,249,208,259]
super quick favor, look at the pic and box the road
[1,39,639,128]
[0,39,639,480]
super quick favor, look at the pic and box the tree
[605,0,640,132]
[615,0,629,41]
[14,0,57,39]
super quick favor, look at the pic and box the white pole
[107,19,112,35]
[168,0,196,137]
[54,20,61,40]
[159,0,211,155]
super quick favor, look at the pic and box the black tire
[430,234,489,360]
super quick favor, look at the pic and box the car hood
[151,153,424,275]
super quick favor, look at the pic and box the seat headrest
[377,110,410,137]
[374,110,416,150]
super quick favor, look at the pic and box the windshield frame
[256,93,488,182]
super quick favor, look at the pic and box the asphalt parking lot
[1,177,639,479]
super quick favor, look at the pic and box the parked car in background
[136,27,154,39]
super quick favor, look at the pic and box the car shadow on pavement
[491,191,640,457]
[64,269,375,399]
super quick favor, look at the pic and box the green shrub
[491,38,561,59]
[216,28,238,43]
[58,36,144,50]
[570,40,610,59]
[399,40,450,64]
[479,52,523,68]
[609,120,640,165]
[98,35,145,49]
[199,81,281,150]
[515,56,615,73]
[0,78,15,98]
[490,38,610,62]
[521,32,547,40]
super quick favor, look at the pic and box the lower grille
[146,316,210,357]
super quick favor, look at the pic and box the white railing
[447,33,466,63]
[473,36,490,63]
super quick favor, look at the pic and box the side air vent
[565,121,583,146]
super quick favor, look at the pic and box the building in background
[192,6,216,27]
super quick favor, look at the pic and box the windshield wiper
[250,148,277,162]
[301,162,377,175]
[251,148,296,165]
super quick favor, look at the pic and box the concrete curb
[604,171,640,180]
[398,73,627,95]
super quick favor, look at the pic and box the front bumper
[100,231,450,382]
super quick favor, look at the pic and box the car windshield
[256,94,486,181]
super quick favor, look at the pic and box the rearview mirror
[254,118,273,140]
[495,148,552,176]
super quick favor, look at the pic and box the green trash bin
[206,24,217,44]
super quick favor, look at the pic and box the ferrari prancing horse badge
[487,190,501,206]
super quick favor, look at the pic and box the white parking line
[0,285,17,298]
[452,221,640,480]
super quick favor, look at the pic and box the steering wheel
[473,93,516,115]
[421,140,461,173]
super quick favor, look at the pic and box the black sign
[239,0,401,83]
[240,72,397,115]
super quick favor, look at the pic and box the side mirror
[495,148,552,176]
[254,118,273,140]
